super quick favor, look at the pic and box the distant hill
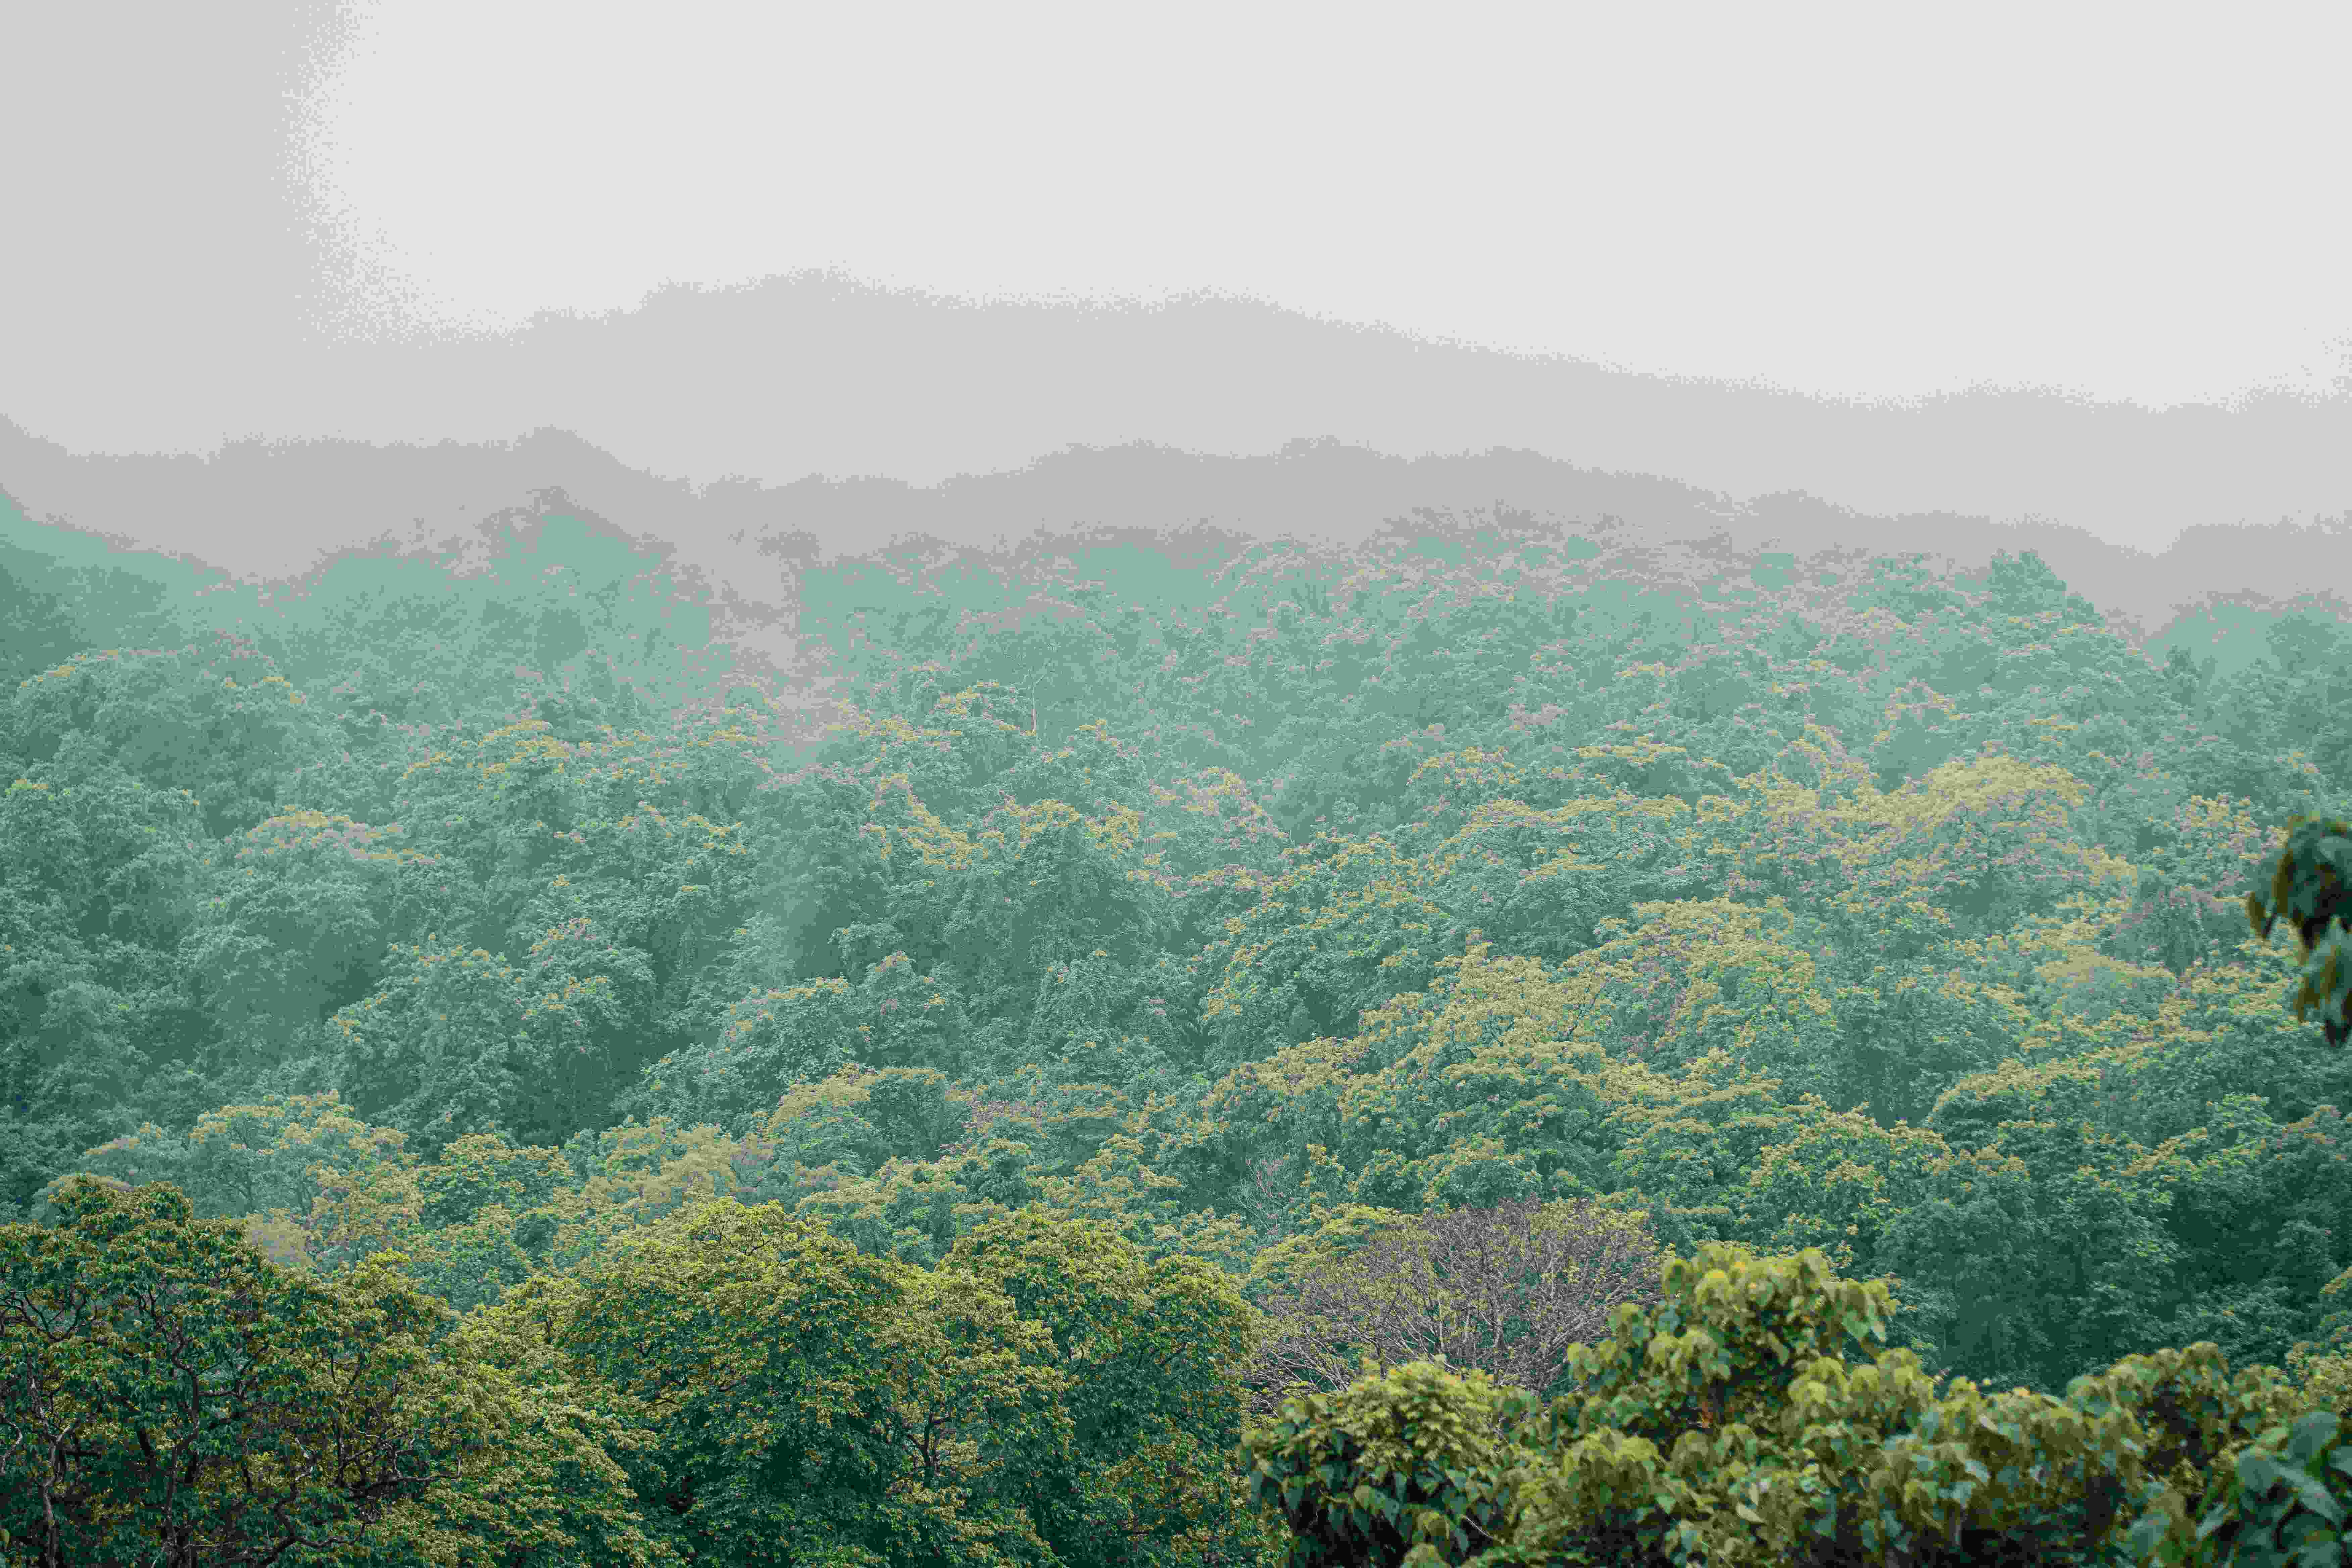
[7,270,2352,566]
[3,411,2346,697]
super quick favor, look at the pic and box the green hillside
[6,502,2352,1565]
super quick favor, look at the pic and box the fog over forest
[8,17,2352,1554]
[7,373,2352,1557]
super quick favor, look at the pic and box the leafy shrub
[1247,1243,2328,1568]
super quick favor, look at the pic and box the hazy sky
[292,2,2352,407]
[5,1,2351,566]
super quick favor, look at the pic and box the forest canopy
[4,503,2352,1564]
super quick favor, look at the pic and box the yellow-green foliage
[1250,1244,2332,1568]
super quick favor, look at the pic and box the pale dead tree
[1248,1198,1666,1413]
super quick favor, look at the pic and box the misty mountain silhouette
[3,275,2347,672]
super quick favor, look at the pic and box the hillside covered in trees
[4,497,2352,1565]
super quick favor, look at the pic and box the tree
[2247,811,2352,1046]
[0,767,214,1212]
[179,811,411,1082]
[555,1196,1067,1566]
[1249,1243,2317,1568]
[4,637,335,840]
[946,1210,1269,1567]
[1248,1198,1664,1411]
[0,549,86,694]
[0,1178,481,1567]
[1245,1359,1535,1567]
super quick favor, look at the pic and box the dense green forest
[4,496,2352,1565]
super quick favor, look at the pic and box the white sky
[293,1,2352,410]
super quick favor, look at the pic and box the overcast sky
[4,2,2350,562]
[290,2,2352,404]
